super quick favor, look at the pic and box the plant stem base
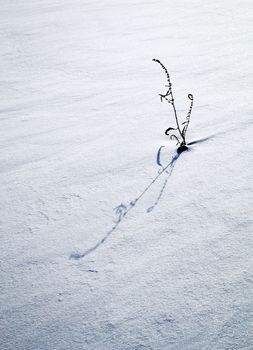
[177,145,188,154]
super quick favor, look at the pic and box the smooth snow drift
[1,1,253,349]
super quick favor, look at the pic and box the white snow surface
[1,1,253,349]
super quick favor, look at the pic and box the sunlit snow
[1,1,253,349]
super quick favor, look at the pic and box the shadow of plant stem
[147,152,179,212]
[153,59,194,148]
[70,153,180,260]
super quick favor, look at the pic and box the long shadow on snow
[70,153,180,260]
[70,136,212,260]
[146,157,177,213]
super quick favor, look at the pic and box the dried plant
[153,58,194,153]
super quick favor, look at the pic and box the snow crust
[1,1,253,349]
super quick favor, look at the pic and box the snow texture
[1,1,253,349]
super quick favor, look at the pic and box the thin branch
[153,59,184,142]
[153,59,194,146]
[182,94,193,139]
